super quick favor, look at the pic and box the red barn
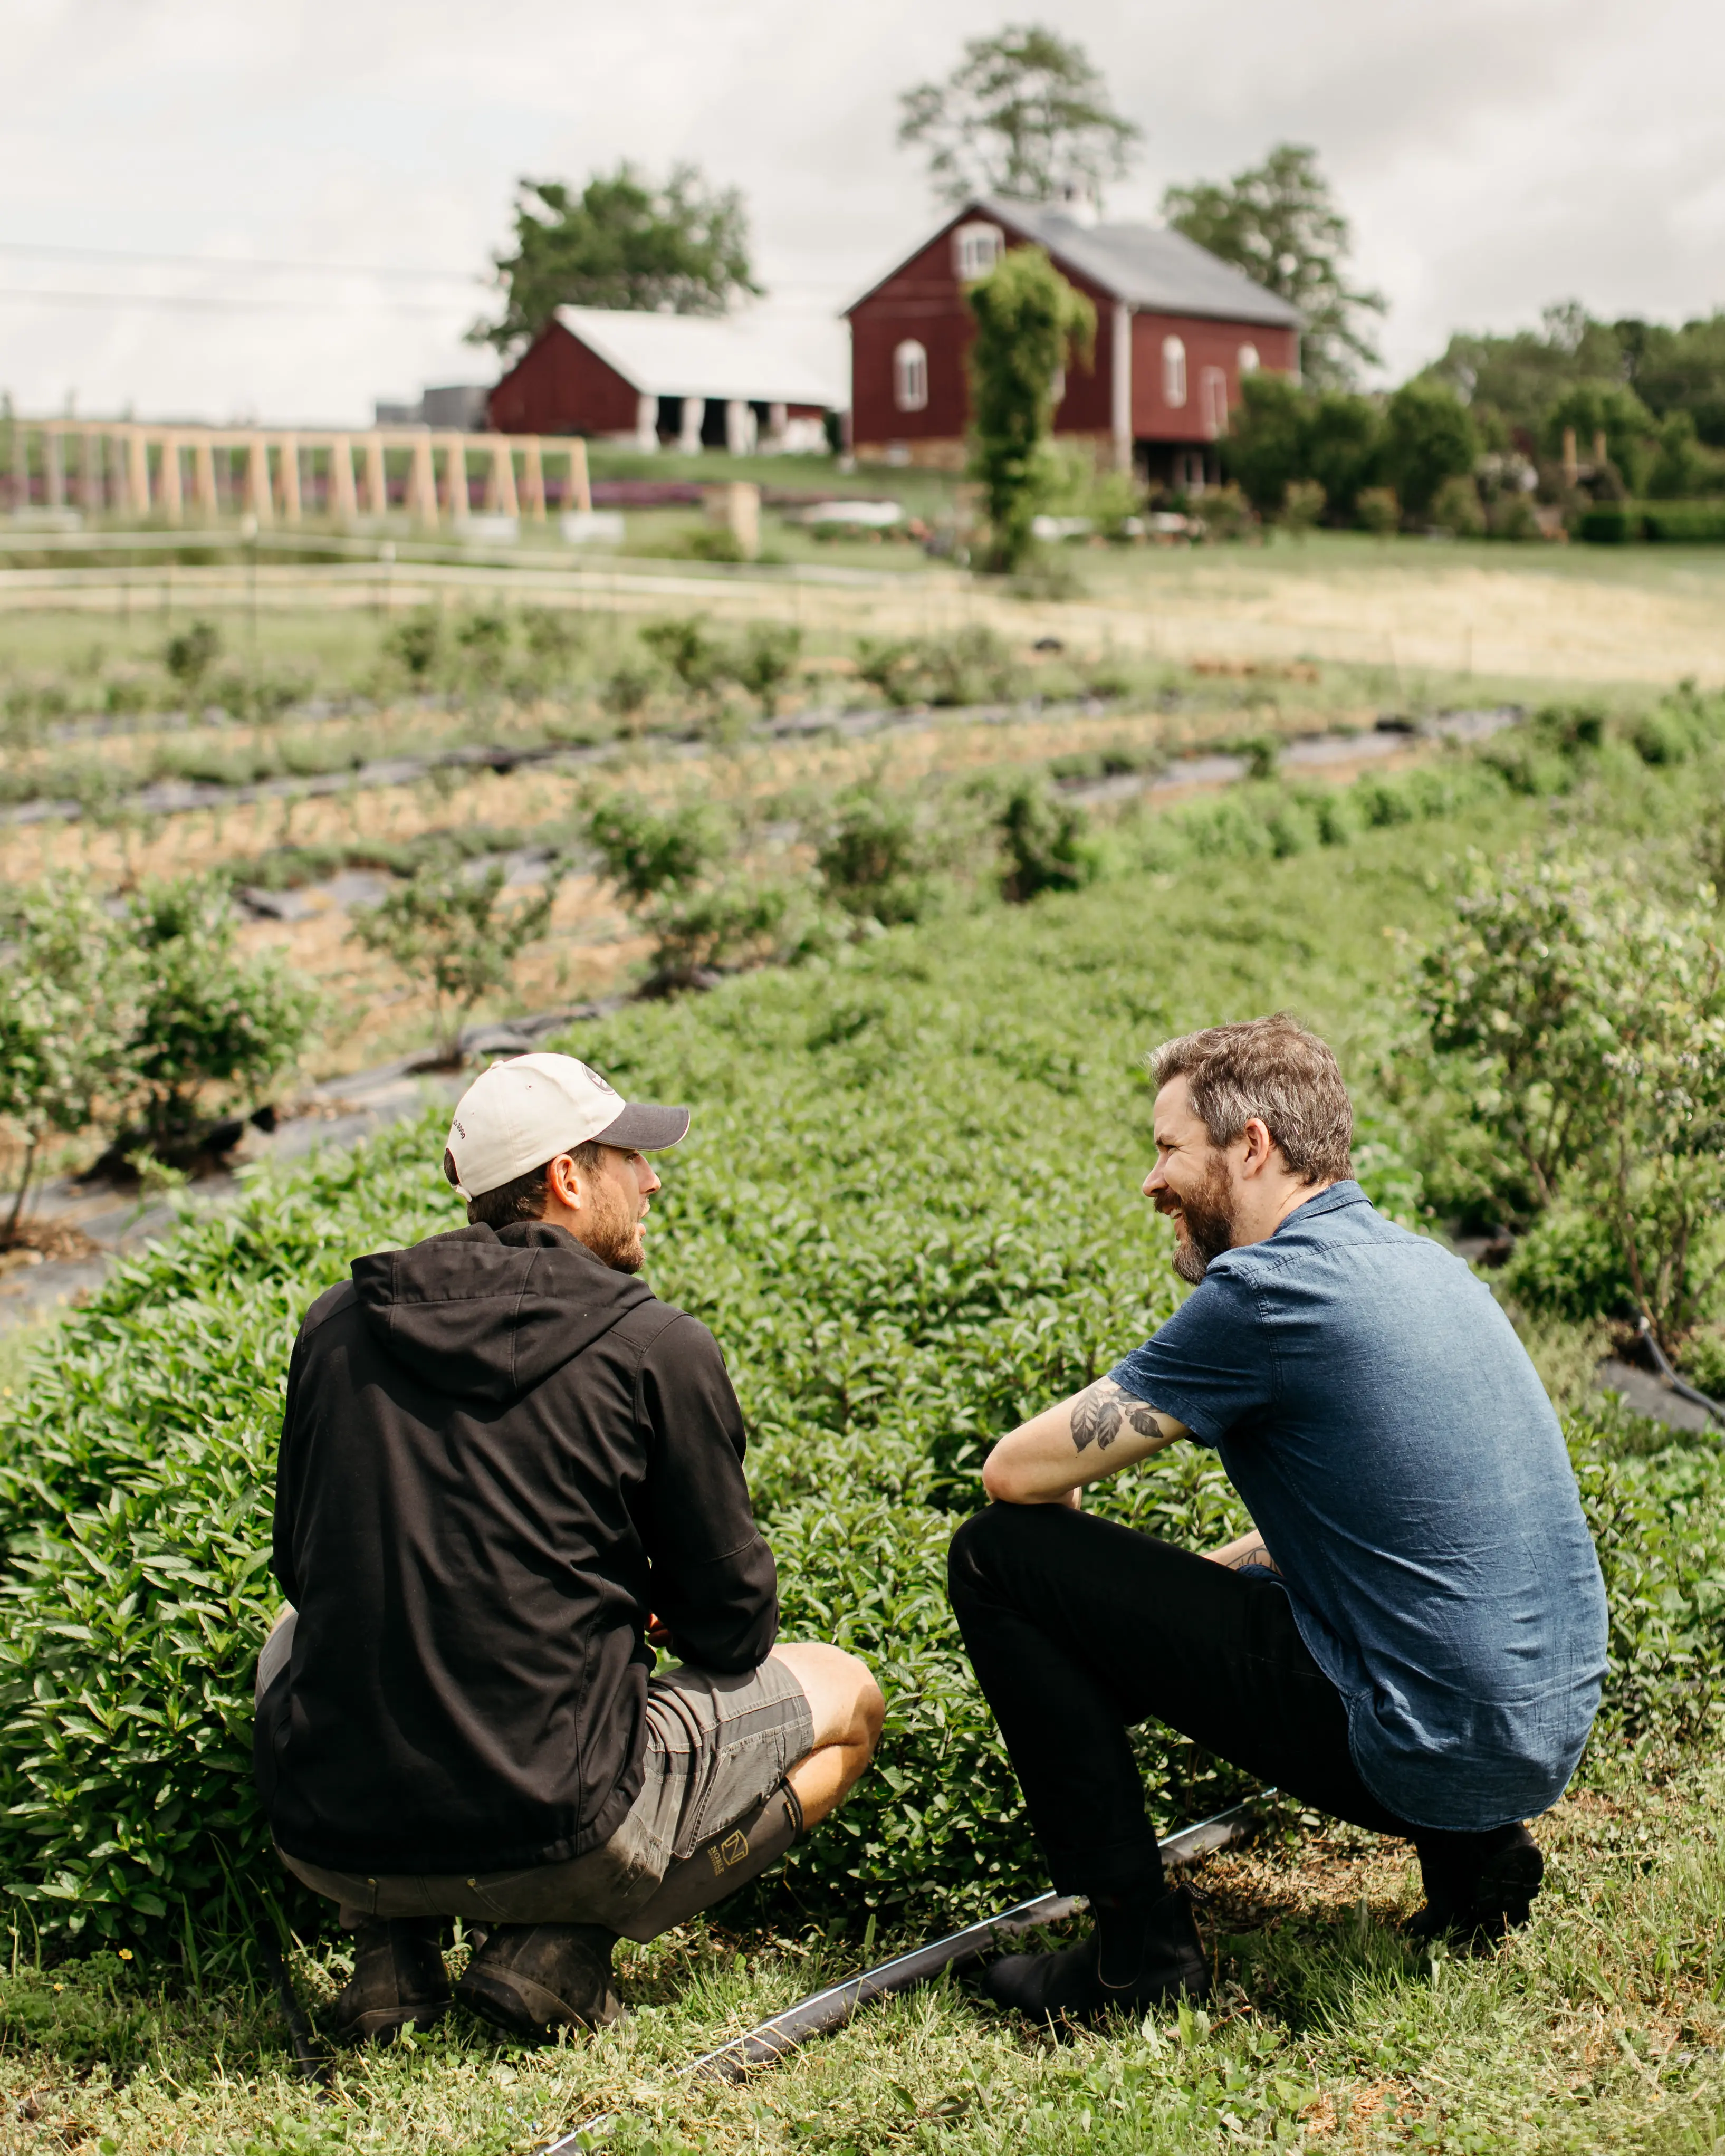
[846,199,1301,488]
[489,306,842,454]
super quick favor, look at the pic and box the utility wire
[0,288,480,317]
[0,238,481,283]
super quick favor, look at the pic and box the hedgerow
[2,725,1723,1953]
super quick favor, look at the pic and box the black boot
[984,1884,1210,2023]
[455,1923,620,2042]
[332,1918,451,2043]
[1404,1824,1544,1949]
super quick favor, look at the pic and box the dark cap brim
[593,1102,691,1152]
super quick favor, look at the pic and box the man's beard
[1159,1155,1238,1284]
[587,1186,646,1273]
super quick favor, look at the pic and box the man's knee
[771,1641,883,1754]
[948,1499,1055,1609]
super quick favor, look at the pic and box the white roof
[554,306,846,408]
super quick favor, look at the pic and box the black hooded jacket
[253,1220,778,1876]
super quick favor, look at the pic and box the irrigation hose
[538,1789,1276,2155]
[1636,1315,1725,1429]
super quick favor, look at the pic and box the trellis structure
[3,419,590,529]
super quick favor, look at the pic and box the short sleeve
[1107,1267,1273,1446]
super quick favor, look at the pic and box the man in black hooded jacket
[255,1052,882,2043]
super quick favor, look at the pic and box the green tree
[965,247,1096,571]
[0,878,138,1239]
[350,854,564,1062]
[1645,410,1725,499]
[1162,145,1384,389]
[1224,370,1309,514]
[897,23,1141,209]
[123,877,319,1155]
[1382,379,1478,523]
[474,165,760,355]
[1306,391,1384,522]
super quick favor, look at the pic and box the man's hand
[982,1378,1187,1505]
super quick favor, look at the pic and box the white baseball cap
[444,1053,689,1200]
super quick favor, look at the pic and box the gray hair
[1149,1014,1353,1185]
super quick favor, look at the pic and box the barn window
[953,222,1004,280]
[893,340,929,413]
[1162,336,1187,408]
[1202,366,1229,436]
[1238,343,1260,375]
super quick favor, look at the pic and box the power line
[0,238,483,284]
[0,287,483,318]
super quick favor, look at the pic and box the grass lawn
[4,1758,1723,2154]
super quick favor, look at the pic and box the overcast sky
[3,0,1722,425]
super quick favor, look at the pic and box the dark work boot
[332,1918,451,2043]
[1404,1824,1544,1950]
[984,1884,1210,2023]
[455,1923,620,2042]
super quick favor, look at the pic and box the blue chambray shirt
[1109,1181,1608,1832]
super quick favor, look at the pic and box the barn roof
[847,200,1302,330]
[552,306,845,408]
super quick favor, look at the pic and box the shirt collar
[1272,1178,1366,1233]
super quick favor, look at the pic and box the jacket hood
[351,1221,653,1404]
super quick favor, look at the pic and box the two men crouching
[256,1018,1606,2041]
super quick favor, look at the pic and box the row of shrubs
[1575,502,1725,545]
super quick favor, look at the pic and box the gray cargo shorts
[258,1610,814,1932]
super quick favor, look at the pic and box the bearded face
[1156,1147,1239,1283]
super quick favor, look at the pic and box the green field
[1,692,1724,2149]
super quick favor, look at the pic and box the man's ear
[1239,1117,1278,1176]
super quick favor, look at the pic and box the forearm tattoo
[1070,1378,1164,1454]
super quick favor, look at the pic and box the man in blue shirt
[948,1014,1607,2021]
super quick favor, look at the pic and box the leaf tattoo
[1070,1378,1165,1453]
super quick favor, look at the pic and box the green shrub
[349,851,565,1061]
[587,795,727,906]
[1355,486,1400,536]
[1499,1202,1636,1326]
[1280,478,1326,532]
[1577,505,1644,544]
[0,878,141,1234]
[1642,502,1725,543]
[1431,474,1486,536]
[161,620,222,704]
[856,626,1021,710]
[382,606,443,682]
[991,776,1099,902]
[123,877,319,1157]
[816,785,941,926]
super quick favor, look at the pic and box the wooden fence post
[247,434,275,525]
[329,437,359,523]
[159,432,184,523]
[521,437,546,520]
[277,433,302,523]
[409,434,438,525]
[364,434,387,517]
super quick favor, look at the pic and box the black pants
[947,1502,1519,1902]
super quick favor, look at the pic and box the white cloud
[1,0,1722,419]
